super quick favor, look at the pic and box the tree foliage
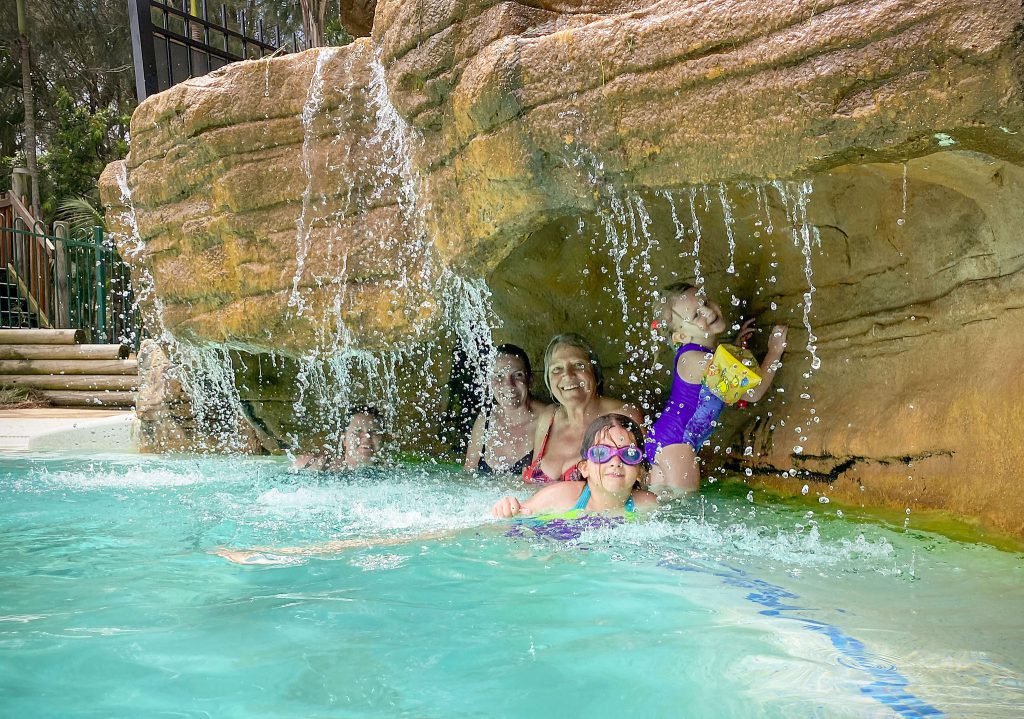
[1,0,353,224]
[0,0,134,218]
[39,88,129,219]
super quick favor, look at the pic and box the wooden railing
[0,192,142,347]
[0,193,53,328]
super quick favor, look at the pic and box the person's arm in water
[463,412,485,472]
[491,481,583,518]
[743,325,788,403]
[214,529,455,564]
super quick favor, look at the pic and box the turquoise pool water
[1,454,1021,718]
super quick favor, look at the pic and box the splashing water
[270,48,499,451]
[686,188,706,293]
[288,48,338,314]
[115,165,259,451]
[772,180,821,373]
[113,164,170,343]
[718,183,738,275]
[898,161,908,227]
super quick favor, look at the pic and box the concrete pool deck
[0,408,139,453]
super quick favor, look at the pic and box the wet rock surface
[100,1,1024,538]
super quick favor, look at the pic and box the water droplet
[801,484,809,495]
[818,496,830,504]
[746,491,754,503]
[794,445,804,454]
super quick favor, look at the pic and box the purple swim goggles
[584,444,645,466]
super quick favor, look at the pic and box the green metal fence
[0,214,142,348]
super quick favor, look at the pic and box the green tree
[0,54,23,194]
[15,0,40,216]
[38,88,128,219]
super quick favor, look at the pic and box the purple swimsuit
[644,343,726,463]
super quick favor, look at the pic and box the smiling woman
[464,344,549,474]
[521,334,643,484]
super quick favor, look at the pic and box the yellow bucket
[704,343,762,404]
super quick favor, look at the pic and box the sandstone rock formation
[486,151,1024,539]
[340,0,376,37]
[101,45,434,357]
[375,0,1024,272]
[100,0,1024,539]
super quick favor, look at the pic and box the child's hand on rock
[733,318,757,348]
[768,325,788,356]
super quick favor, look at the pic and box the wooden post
[51,221,70,328]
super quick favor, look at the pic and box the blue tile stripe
[659,560,945,718]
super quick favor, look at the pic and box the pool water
[1,454,1021,718]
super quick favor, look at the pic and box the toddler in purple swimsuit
[646,282,788,494]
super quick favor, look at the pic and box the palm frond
[56,195,105,234]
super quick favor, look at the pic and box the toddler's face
[664,289,727,340]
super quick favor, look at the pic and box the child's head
[658,282,727,344]
[578,413,647,491]
[343,405,383,468]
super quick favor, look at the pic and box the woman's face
[664,288,727,340]
[489,354,529,409]
[344,413,381,467]
[547,344,597,405]
[580,425,644,493]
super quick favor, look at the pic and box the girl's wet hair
[579,413,646,467]
[543,333,604,396]
[661,281,697,304]
[494,343,532,380]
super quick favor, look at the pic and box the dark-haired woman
[464,344,549,475]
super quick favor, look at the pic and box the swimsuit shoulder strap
[676,342,713,358]
[573,483,591,511]
[534,412,556,462]
[521,413,557,482]
[479,411,491,455]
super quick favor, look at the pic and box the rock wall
[374,0,1024,272]
[101,44,434,357]
[99,0,1024,538]
[486,151,1024,538]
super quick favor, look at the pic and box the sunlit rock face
[101,44,434,357]
[375,0,1024,272]
[100,0,1024,537]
